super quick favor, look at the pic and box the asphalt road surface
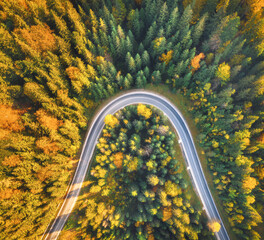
[43,91,230,240]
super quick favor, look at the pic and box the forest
[72,104,207,239]
[0,0,263,239]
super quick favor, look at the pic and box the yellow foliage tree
[153,37,165,50]
[159,50,173,65]
[216,62,231,84]
[104,114,119,128]
[181,213,190,225]
[243,1,264,55]
[242,176,258,191]
[165,180,182,197]
[207,220,221,232]
[254,75,264,95]
[147,175,159,186]
[96,56,106,65]
[137,104,152,119]
[89,9,98,30]
[216,0,230,13]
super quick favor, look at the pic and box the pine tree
[138,42,145,54]
[151,70,161,85]
[142,50,150,67]
[52,11,71,42]
[135,53,142,71]
[123,76,130,89]
[125,35,133,54]
[165,7,179,38]
[192,13,208,46]
[157,2,169,27]
[126,52,132,67]
[125,73,134,88]
[128,56,136,73]
[178,5,193,32]
[143,21,157,47]
[112,0,127,25]
[220,15,240,43]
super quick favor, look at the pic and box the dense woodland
[0,0,263,239]
[72,105,207,239]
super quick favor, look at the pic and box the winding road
[43,91,230,240]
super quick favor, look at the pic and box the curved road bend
[43,91,230,240]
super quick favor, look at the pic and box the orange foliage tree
[113,152,123,169]
[190,53,205,73]
[35,137,61,155]
[257,132,264,144]
[65,66,81,80]
[35,109,62,130]
[135,0,143,6]
[0,105,24,139]
[15,24,57,54]
[2,155,22,167]
[162,207,172,222]
[245,0,264,19]
[36,165,54,182]
[0,188,20,201]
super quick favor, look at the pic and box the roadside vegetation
[145,84,238,239]
[61,104,215,239]
[0,0,263,239]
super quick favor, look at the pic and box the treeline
[0,0,263,239]
[73,105,210,239]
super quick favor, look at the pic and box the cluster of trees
[74,0,264,238]
[0,0,263,239]
[0,0,95,239]
[73,1,263,239]
[74,105,209,239]
[178,2,264,239]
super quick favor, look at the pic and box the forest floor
[57,86,237,239]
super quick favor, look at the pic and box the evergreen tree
[192,13,208,46]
